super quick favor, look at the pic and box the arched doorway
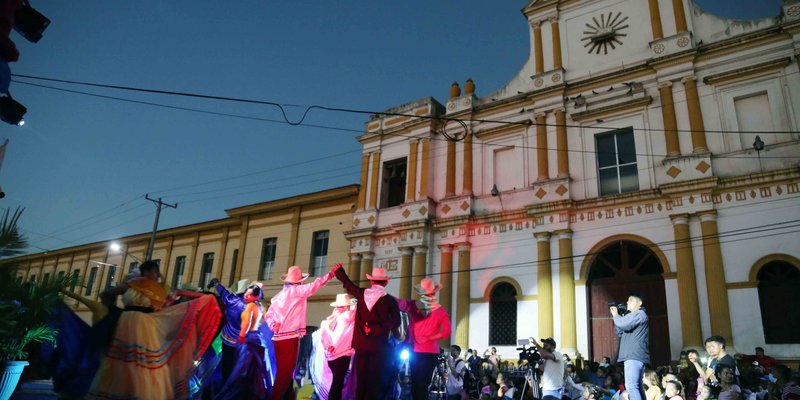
[587,240,670,366]
[757,260,800,343]
[489,282,517,346]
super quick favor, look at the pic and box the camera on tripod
[516,338,542,366]
[608,301,630,316]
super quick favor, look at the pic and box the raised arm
[296,263,342,297]
[334,266,361,297]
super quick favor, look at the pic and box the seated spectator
[661,374,679,400]
[735,348,777,374]
[698,385,719,400]
[665,381,685,400]
[716,364,741,400]
[644,369,663,400]
[584,385,602,400]
[496,372,512,400]
[781,374,800,400]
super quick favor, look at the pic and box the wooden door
[587,240,671,366]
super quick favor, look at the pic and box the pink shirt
[264,271,334,341]
[398,298,451,354]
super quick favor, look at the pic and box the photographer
[529,337,565,400]
[611,294,650,400]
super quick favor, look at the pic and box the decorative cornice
[702,57,791,85]
[570,96,653,122]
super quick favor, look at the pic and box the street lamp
[753,135,765,173]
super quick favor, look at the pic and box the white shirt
[446,357,466,395]
[541,350,565,390]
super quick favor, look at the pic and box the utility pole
[144,194,177,261]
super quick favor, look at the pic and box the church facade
[345,0,800,363]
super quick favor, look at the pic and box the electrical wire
[11,72,800,136]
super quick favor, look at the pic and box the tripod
[520,366,542,400]
[428,356,448,400]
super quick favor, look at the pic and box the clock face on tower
[581,11,629,55]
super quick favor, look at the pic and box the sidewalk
[9,380,58,400]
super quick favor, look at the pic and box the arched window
[489,282,517,346]
[757,261,800,343]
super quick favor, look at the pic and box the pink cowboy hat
[366,267,392,281]
[281,266,309,283]
[414,277,443,296]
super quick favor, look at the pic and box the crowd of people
[37,264,799,400]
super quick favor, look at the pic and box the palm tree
[0,207,78,361]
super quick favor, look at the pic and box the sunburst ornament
[581,11,629,55]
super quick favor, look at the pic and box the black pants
[411,352,439,400]
[221,343,236,385]
[354,347,391,400]
[327,356,351,400]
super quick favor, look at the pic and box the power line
[11,72,800,136]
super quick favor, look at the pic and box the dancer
[215,282,270,400]
[265,263,339,400]
[334,266,401,400]
[396,277,451,400]
[320,293,356,400]
[80,260,221,400]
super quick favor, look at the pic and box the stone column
[360,252,374,288]
[463,133,473,196]
[413,246,428,299]
[439,244,454,318]
[349,253,362,283]
[558,230,577,353]
[536,112,549,181]
[420,138,430,199]
[699,211,734,346]
[555,109,569,178]
[673,0,688,33]
[550,17,563,69]
[648,0,664,40]
[446,139,456,197]
[399,247,414,299]
[368,151,381,209]
[670,214,703,348]
[357,153,369,210]
[533,21,544,75]
[455,243,471,348]
[660,82,681,157]
[406,140,418,202]
[536,232,554,339]
[682,76,708,153]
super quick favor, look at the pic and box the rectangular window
[129,261,140,277]
[15,275,23,284]
[105,265,118,288]
[85,267,98,296]
[596,128,639,196]
[172,256,186,289]
[310,230,329,277]
[228,249,238,287]
[199,253,214,289]
[735,92,773,152]
[260,238,278,280]
[57,270,66,280]
[71,269,80,292]
[380,157,407,208]
[28,274,36,283]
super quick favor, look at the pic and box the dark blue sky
[2,0,782,253]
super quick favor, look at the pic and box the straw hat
[330,293,352,307]
[366,267,391,281]
[281,266,310,284]
[414,277,443,296]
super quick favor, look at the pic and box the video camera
[516,338,541,366]
[608,301,630,316]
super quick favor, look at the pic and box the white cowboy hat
[330,293,352,307]
[414,277,443,296]
[366,267,391,281]
[179,282,200,292]
[235,279,250,294]
[281,266,310,284]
